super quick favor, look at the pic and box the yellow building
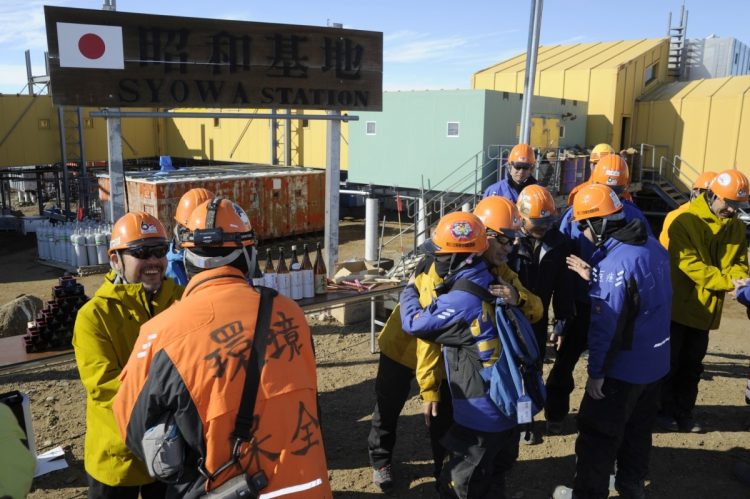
[0,95,159,167]
[472,38,670,150]
[634,75,750,180]
[166,108,348,169]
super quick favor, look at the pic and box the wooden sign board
[44,6,382,110]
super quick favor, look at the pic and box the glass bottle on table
[314,242,328,295]
[289,245,303,300]
[301,244,315,298]
[263,248,277,291]
[276,247,291,297]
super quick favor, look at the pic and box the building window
[213,117,220,127]
[559,125,566,138]
[366,121,376,135]
[515,123,520,138]
[573,100,578,106]
[644,62,658,86]
[447,122,460,138]
[561,98,566,105]
[502,91,509,100]
[302,119,309,128]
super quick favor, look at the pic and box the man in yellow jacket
[658,171,716,249]
[659,169,749,433]
[73,212,183,499]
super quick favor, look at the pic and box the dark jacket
[509,229,576,335]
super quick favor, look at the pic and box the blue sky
[0,0,748,94]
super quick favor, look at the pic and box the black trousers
[439,423,519,499]
[659,321,710,419]
[572,378,661,499]
[544,301,591,423]
[87,474,166,499]
[368,353,453,477]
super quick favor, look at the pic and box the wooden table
[0,283,403,372]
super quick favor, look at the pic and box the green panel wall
[349,90,518,191]
[348,89,585,192]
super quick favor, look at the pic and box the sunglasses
[511,164,532,170]
[495,235,514,246]
[123,244,169,260]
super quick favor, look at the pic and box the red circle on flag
[78,33,105,60]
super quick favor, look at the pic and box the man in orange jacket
[114,197,331,498]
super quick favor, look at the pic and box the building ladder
[667,5,689,79]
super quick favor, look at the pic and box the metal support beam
[89,110,357,121]
[519,0,544,144]
[106,113,125,222]
[365,197,379,261]
[269,108,278,165]
[77,107,88,217]
[56,106,71,214]
[25,50,33,96]
[284,109,292,166]
[324,111,341,277]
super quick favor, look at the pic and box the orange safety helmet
[590,154,630,190]
[109,212,168,255]
[508,143,536,167]
[517,184,557,222]
[573,184,624,222]
[174,188,215,227]
[473,195,522,237]
[708,169,750,207]
[567,181,589,206]
[429,211,489,254]
[589,143,615,164]
[692,171,718,190]
[181,197,256,248]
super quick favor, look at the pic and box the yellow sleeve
[670,220,738,292]
[415,339,444,401]
[72,306,122,407]
[0,404,36,499]
[496,265,544,324]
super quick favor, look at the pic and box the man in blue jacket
[483,143,537,202]
[552,184,671,499]
[545,154,652,434]
[401,211,519,499]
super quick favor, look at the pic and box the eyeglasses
[495,235,514,246]
[123,244,169,260]
[511,163,532,171]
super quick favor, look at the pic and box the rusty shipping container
[98,164,325,239]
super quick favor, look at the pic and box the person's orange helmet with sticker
[590,154,630,192]
[709,169,750,208]
[573,184,624,222]
[429,211,489,254]
[508,143,536,167]
[109,212,168,256]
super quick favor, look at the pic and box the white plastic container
[86,229,97,265]
[95,231,108,265]
[73,230,89,267]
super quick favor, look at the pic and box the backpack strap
[450,278,495,303]
[232,286,277,442]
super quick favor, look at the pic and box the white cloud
[0,1,71,51]
[0,64,35,94]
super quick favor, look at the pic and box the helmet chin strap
[584,218,608,247]
[111,250,131,284]
[242,246,257,280]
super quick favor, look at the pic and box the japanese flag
[57,22,124,69]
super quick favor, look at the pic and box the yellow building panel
[545,42,609,70]
[0,96,59,166]
[704,91,744,169]
[560,70,591,102]
[734,91,750,175]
